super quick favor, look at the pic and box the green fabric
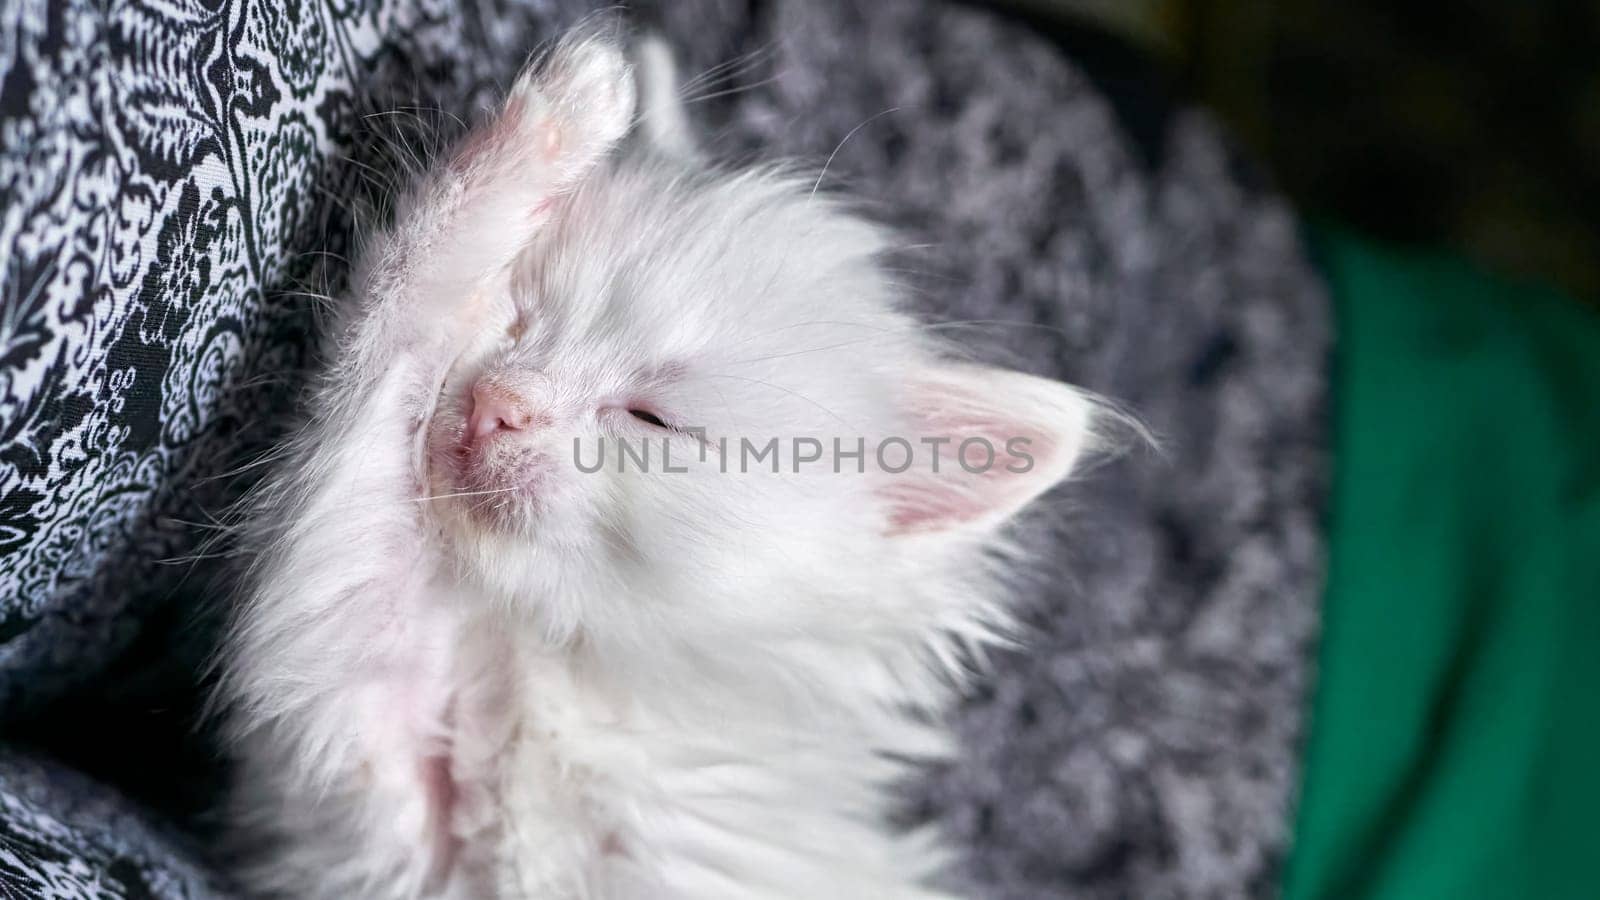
[1285,229,1600,900]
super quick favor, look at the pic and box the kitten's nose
[468,380,538,443]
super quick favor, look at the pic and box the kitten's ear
[634,35,697,156]
[879,366,1098,537]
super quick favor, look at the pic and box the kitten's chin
[450,491,539,535]
[442,474,547,537]
[426,430,550,534]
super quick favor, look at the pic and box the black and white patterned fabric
[0,749,219,898]
[0,0,1328,896]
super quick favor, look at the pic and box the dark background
[1004,0,1600,300]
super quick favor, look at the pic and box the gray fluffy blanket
[0,1,1328,896]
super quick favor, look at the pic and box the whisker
[396,104,466,133]
[411,486,521,503]
[681,73,784,107]
[292,249,353,268]
[678,43,778,97]
[810,108,902,203]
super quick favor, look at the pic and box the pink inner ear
[882,482,986,535]
[882,424,1058,535]
[878,367,1085,536]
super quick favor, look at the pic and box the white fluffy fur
[221,27,1102,899]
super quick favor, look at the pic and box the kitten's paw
[509,29,636,181]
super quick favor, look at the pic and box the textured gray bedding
[645,6,1329,895]
[0,1,1327,896]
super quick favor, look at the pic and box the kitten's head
[421,44,1101,663]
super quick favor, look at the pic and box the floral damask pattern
[0,0,575,713]
[1,1,573,884]
[0,750,219,898]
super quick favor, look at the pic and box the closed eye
[629,409,671,429]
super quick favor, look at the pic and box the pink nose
[468,381,537,443]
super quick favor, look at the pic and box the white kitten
[221,26,1105,900]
